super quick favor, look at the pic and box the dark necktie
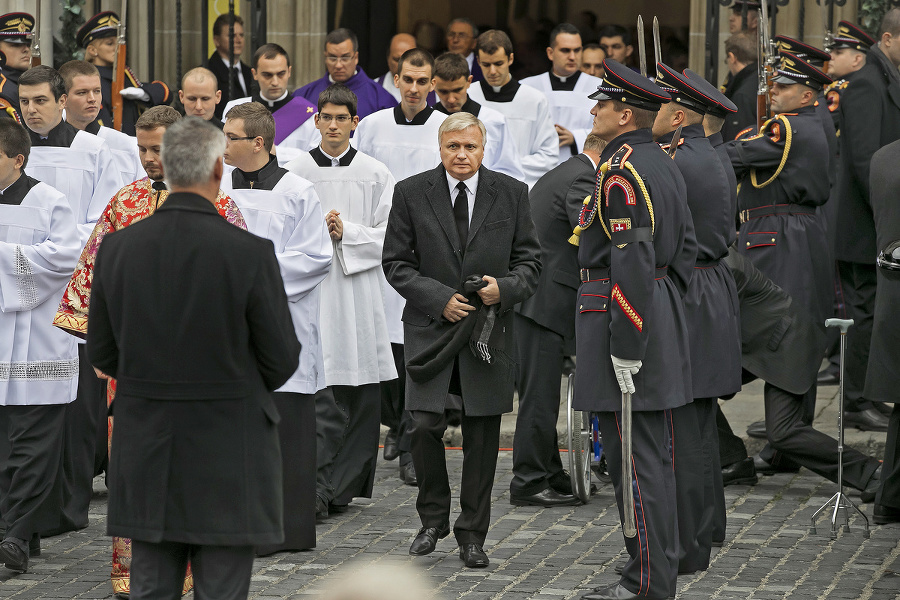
[232,66,243,96]
[453,181,469,252]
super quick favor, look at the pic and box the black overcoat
[722,63,758,142]
[382,165,541,416]
[87,192,301,546]
[206,52,255,120]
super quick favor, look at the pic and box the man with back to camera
[432,52,524,180]
[522,23,603,164]
[206,13,252,120]
[59,60,143,186]
[295,28,396,121]
[86,117,300,600]
[382,111,540,569]
[355,47,448,487]
[468,29,558,188]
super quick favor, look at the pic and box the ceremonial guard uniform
[654,64,741,574]
[574,60,696,600]
[0,12,34,122]
[76,12,172,136]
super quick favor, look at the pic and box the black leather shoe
[753,454,800,475]
[459,543,489,568]
[409,524,450,556]
[383,430,399,461]
[711,539,724,547]
[860,466,882,503]
[874,402,893,417]
[511,487,581,507]
[816,367,840,386]
[399,461,418,486]
[549,470,574,495]
[746,420,767,439]
[315,495,329,520]
[722,457,758,486]
[843,408,889,432]
[0,539,28,573]
[585,582,673,599]
[874,504,900,525]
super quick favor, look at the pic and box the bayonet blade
[637,15,647,78]
[668,124,683,158]
[653,16,661,78]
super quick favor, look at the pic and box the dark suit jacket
[87,192,300,545]
[724,246,824,395]
[834,46,900,264]
[722,62,758,142]
[382,165,541,416]
[865,139,900,403]
[516,153,594,339]
[207,52,254,120]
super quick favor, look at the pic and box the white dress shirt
[446,170,478,226]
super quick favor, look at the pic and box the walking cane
[810,318,870,539]
[622,391,637,538]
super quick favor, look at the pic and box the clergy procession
[1,2,900,600]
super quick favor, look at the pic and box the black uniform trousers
[511,313,565,496]
[315,384,380,506]
[409,395,501,546]
[380,343,414,465]
[48,345,106,536]
[694,397,724,547]
[668,402,710,573]
[837,261,877,413]
[597,410,678,600]
[876,403,900,509]
[760,382,880,489]
[130,540,253,600]
[0,404,65,542]
[257,392,316,555]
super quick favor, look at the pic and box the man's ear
[546,46,554,62]
[625,45,634,58]
[214,90,222,104]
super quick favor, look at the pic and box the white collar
[329,70,358,84]
[446,170,479,196]
[260,89,290,107]
[320,143,351,163]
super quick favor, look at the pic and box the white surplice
[286,149,398,386]
[25,131,123,245]
[221,171,333,394]
[96,126,143,185]
[0,179,82,406]
[476,103,525,180]
[520,71,603,164]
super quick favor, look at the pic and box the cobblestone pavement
[1,449,898,600]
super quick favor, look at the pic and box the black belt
[580,266,669,282]
[695,257,722,268]
[739,203,817,224]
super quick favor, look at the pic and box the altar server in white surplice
[0,119,82,573]
[59,60,143,186]
[221,102,332,555]
[18,65,123,538]
[18,66,123,246]
[353,48,446,487]
[433,53,524,181]
[286,84,398,519]
[521,24,602,165]
[467,30,558,188]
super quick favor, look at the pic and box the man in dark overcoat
[86,117,301,600]
[382,111,540,568]
[834,9,900,431]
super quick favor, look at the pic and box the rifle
[112,0,128,131]
[756,4,775,131]
[30,1,41,67]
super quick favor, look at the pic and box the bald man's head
[179,67,221,121]
[387,33,417,77]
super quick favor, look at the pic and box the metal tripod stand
[810,318,870,539]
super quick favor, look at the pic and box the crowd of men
[0,4,899,600]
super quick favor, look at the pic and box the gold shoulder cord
[750,114,793,189]
[597,161,655,243]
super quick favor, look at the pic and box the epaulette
[825,80,848,113]
[734,125,757,141]
[0,97,21,124]
[608,144,633,170]
[751,114,793,189]
[658,138,685,153]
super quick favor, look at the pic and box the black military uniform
[76,12,172,136]
[0,12,34,123]
[511,153,595,504]
[654,64,742,574]
[834,25,900,426]
[574,60,696,600]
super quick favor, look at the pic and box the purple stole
[273,96,317,145]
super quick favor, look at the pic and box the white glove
[119,87,151,102]
[611,355,642,395]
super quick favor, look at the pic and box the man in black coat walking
[722,32,758,141]
[510,135,604,508]
[383,112,540,568]
[87,117,301,600]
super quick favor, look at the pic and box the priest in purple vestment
[294,28,396,120]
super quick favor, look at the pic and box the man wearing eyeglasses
[445,18,484,83]
[221,44,317,158]
[295,28,397,121]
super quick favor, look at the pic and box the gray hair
[162,117,226,189]
[438,112,487,147]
